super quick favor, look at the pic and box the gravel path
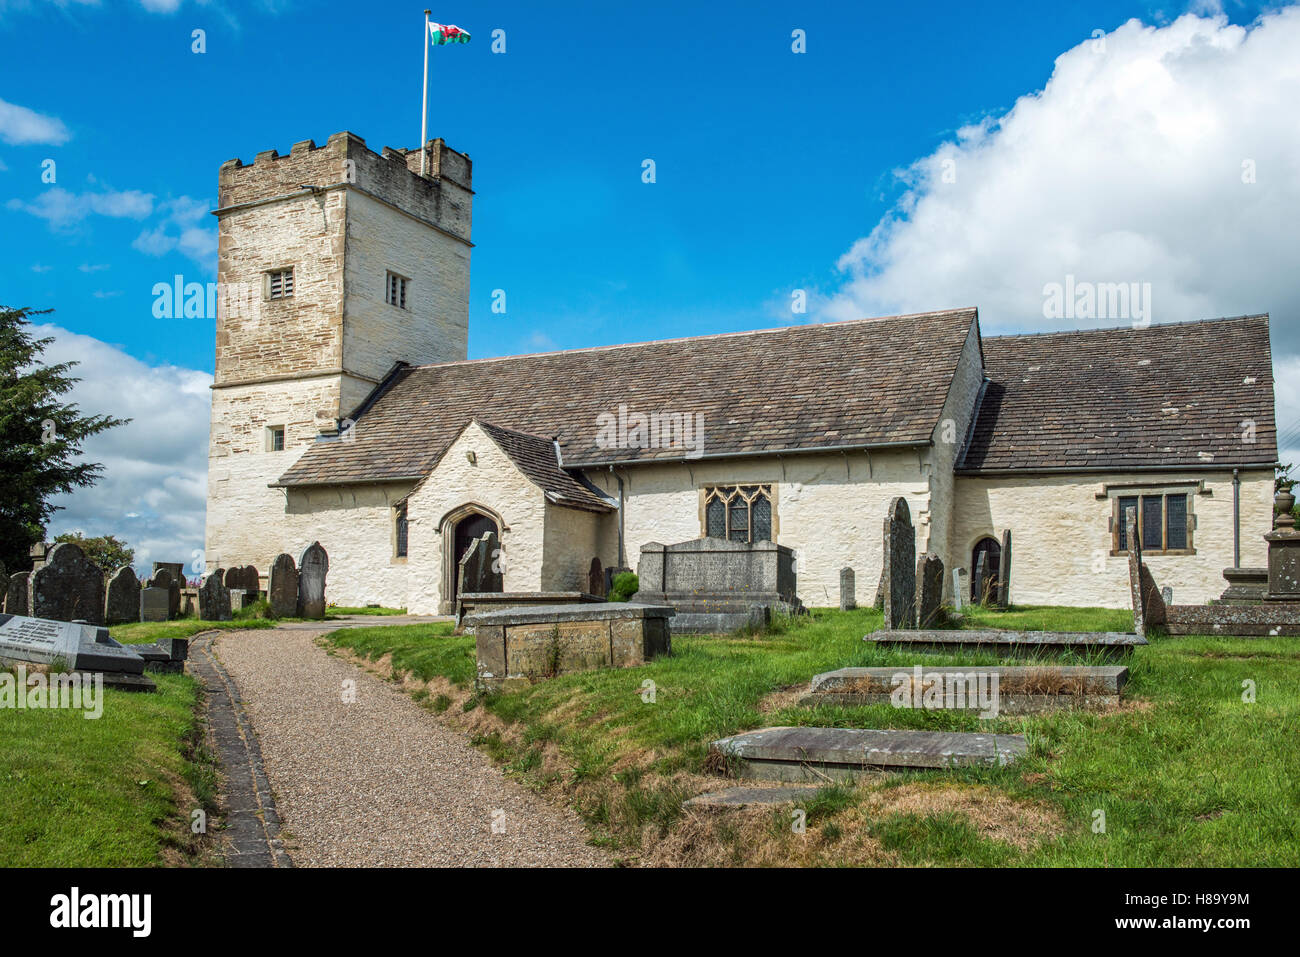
[214,627,608,867]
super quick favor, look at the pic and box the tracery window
[703,484,774,543]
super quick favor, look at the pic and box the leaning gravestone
[268,553,299,618]
[148,568,181,620]
[916,553,944,628]
[198,570,232,622]
[104,566,141,625]
[458,531,502,596]
[297,542,329,619]
[952,568,965,612]
[140,586,169,622]
[4,572,26,616]
[588,557,604,597]
[997,529,1012,609]
[973,551,989,606]
[30,542,105,625]
[881,497,916,630]
[839,567,856,611]
[225,564,260,595]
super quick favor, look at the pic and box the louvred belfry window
[266,267,294,299]
[703,485,774,543]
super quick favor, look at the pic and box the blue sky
[1,0,1297,570]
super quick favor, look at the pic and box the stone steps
[864,628,1146,661]
[800,665,1128,714]
[710,726,1027,782]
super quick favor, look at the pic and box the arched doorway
[438,504,505,613]
[971,537,1001,604]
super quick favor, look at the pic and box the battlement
[217,131,472,243]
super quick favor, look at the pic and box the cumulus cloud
[823,9,1300,470]
[33,324,211,578]
[132,195,217,267]
[7,185,154,227]
[0,97,70,145]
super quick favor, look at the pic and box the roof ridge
[415,307,978,370]
[985,313,1269,343]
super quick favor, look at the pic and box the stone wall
[951,468,1274,607]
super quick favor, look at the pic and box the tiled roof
[473,421,615,512]
[274,308,977,487]
[958,315,1278,473]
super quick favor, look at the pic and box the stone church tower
[204,131,473,574]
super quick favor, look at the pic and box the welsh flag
[429,22,470,45]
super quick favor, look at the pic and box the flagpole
[420,9,431,176]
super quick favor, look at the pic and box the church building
[204,132,1280,614]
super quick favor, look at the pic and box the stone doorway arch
[970,536,1001,604]
[438,503,504,613]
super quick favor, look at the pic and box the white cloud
[0,96,70,145]
[33,324,212,578]
[7,185,154,227]
[131,195,216,266]
[823,9,1300,472]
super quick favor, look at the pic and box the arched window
[703,485,774,542]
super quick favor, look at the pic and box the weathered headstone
[1126,506,1166,637]
[873,568,885,610]
[4,572,26,616]
[225,564,260,595]
[149,568,181,620]
[29,542,52,570]
[140,586,169,622]
[916,553,944,628]
[296,542,329,619]
[457,532,501,596]
[952,568,965,612]
[881,497,916,630]
[198,570,232,622]
[973,551,989,606]
[104,566,141,625]
[587,557,604,597]
[268,552,299,618]
[0,614,145,675]
[997,529,1012,609]
[153,561,187,589]
[839,567,856,611]
[1161,586,1173,606]
[30,542,105,625]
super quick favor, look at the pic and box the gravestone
[952,568,965,612]
[0,613,145,674]
[225,564,260,596]
[140,586,169,622]
[916,553,944,628]
[587,557,604,598]
[1125,507,1166,637]
[296,542,329,619]
[873,569,885,610]
[30,542,105,625]
[1161,586,1173,606]
[29,542,52,570]
[149,568,181,620]
[997,529,1012,609]
[881,497,916,630]
[153,561,187,589]
[198,570,232,622]
[636,537,803,634]
[268,553,299,618]
[104,566,141,625]
[839,567,856,611]
[457,532,501,596]
[5,572,26,616]
[973,551,989,605]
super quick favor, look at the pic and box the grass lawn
[325,606,1300,866]
[0,618,278,867]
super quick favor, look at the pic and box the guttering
[568,438,930,471]
[955,461,1278,477]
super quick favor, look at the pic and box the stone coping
[459,591,604,602]
[1163,603,1300,636]
[464,602,675,627]
[809,664,1128,695]
[712,726,1027,772]
[865,629,1146,647]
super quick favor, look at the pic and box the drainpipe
[609,466,626,567]
[1232,468,1241,568]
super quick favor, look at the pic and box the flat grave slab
[711,726,1027,782]
[865,628,1146,661]
[801,665,1128,713]
[1162,603,1300,637]
[0,613,146,676]
[683,784,826,810]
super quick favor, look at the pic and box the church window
[702,485,775,543]
[386,271,409,309]
[394,503,409,558]
[266,425,285,451]
[266,267,294,299]
[1112,489,1194,555]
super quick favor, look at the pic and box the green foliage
[0,306,129,572]
[608,571,639,602]
[1276,463,1296,494]
[233,598,277,621]
[52,531,134,574]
